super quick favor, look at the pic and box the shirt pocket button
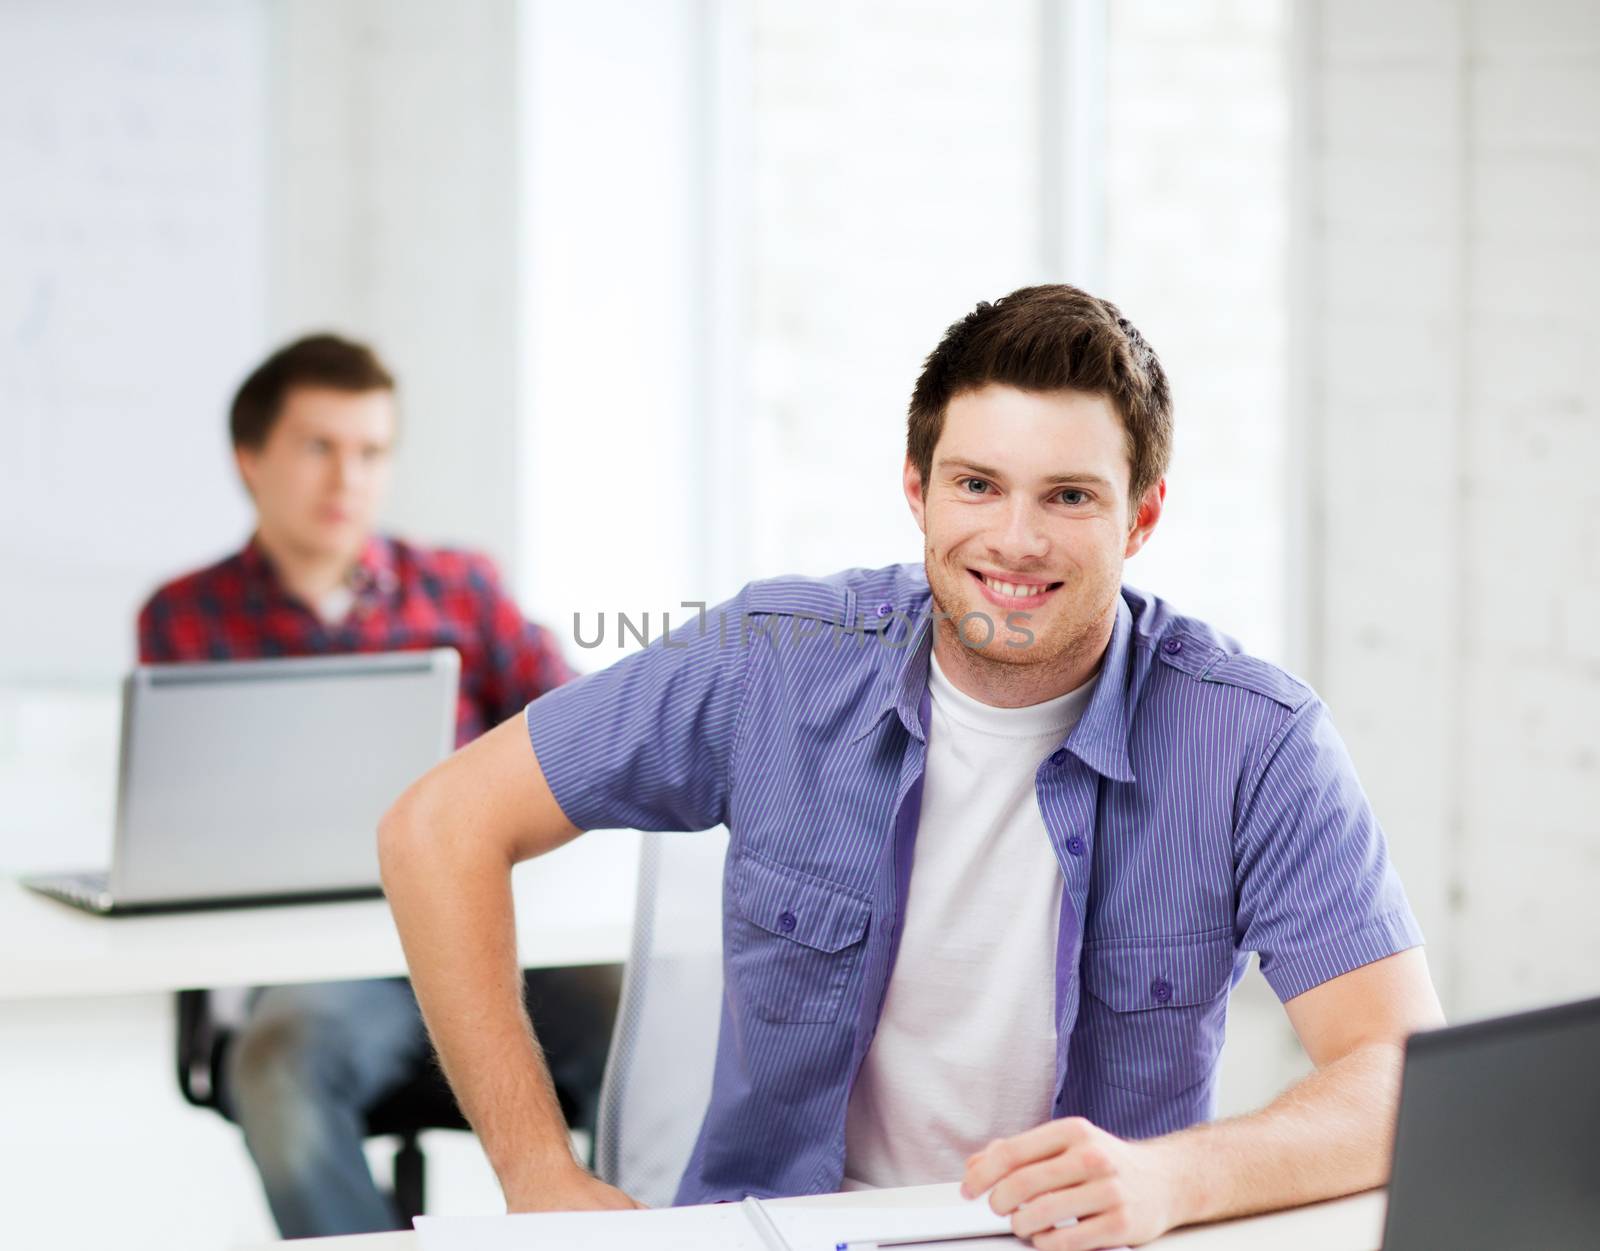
[728,854,872,1024]
[1079,933,1234,1098]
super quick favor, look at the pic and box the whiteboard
[0,0,269,682]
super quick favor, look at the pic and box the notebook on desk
[23,649,458,915]
[414,1193,1019,1251]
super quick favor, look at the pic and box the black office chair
[175,969,618,1221]
[175,988,473,1220]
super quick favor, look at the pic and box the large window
[744,0,1047,582]
[519,0,1292,678]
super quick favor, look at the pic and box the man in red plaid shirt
[138,334,617,1238]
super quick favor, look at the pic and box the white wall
[270,0,525,577]
[1300,0,1600,1018]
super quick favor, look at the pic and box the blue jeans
[224,971,616,1239]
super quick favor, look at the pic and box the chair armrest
[175,988,228,1110]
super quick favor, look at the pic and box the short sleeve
[524,589,752,834]
[1234,697,1424,1002]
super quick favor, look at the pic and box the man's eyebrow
[939,458,1114,490]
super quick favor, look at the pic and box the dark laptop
[1383,993,1600,1249]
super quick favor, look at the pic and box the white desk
[0,828,638,1001]
[239,1183,1387,1251]
[1,830,638,1250]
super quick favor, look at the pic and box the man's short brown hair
[230,333,396,449]
[907,284,1173,510]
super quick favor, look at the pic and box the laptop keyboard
[26,870,114,913]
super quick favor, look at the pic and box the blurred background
[2,0,1596,1246]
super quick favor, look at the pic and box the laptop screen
[1382,995,1600,1249]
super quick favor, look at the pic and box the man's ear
[1123,477,1166,559]
[234,445,259,502]
[902,456,928,535]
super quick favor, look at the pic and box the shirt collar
[887,612,936,743]
[239,533,399,603]
[1060,593,1137,784]
[859,584,1138,784]
[846,576,935,745]
[348,535,399,597]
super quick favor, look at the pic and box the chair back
[593,826,728,1207]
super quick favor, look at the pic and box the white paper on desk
[414,1195,1020,1251]
[415,1204,764,1250]
[766,1197,1019,1250]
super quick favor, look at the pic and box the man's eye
[1058,489,1088,506]
[960,478,991,494]
[307,439,331,455]
[362,447,386,463]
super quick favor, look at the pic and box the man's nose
[990,498,1049,560]
[333,452,364,489]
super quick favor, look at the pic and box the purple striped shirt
[525,563,1422,1204]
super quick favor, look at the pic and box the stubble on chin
[925,554,1116,698]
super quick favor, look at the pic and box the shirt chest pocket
[1078,931,1236,1098]
[726,852,872,1025]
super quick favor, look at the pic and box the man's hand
[961,1117,1185,1250]
[505,1161,646,1213]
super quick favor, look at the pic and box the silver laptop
[24,648,459,914]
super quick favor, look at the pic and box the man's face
[904,383,1163,677]
[235,386,396,561]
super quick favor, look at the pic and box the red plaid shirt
[137,535,573,747]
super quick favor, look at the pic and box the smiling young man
[380,286,1444,1248]
[138,334,618,1240]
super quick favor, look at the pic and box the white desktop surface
[239,1183,1386,1251]
[0,828,638,1001]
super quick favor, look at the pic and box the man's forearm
[1154,1040,1406,1226]
[379,801,580,1201]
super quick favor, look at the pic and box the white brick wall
[271,0,526,577]
[1304,0,1600,1018]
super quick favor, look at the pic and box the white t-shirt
[842,651,1095,1189]
[314,585,355,625]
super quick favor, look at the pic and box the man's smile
[967,567,1064,611]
